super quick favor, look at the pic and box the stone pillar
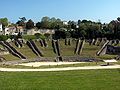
[78,39,85,55]
[52,39,62,62]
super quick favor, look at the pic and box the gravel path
[17,62,86,67]
[0,65,120,72]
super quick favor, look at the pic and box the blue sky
[0,0,120,23]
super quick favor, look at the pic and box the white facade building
[0,23,3,34]
[4,27,18,35]
[63,21,68,25]
[27,29,55,35]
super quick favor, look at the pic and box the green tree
[0,18,9,28]
[40,16,50,29]
[19,17,26,22]
[68,21,76,29]
[40,16,64,29]
[36,22,41,29]
[16,20,25,26]
[26,19,34,29]
[16,17,26,27]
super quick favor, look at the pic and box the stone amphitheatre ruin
[0,38,120,64]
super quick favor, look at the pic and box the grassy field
[0,69,120,90]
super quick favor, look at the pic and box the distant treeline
[1,17,120,39]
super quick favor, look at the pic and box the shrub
[44,33,51,38]
[34,33,46,40]
[23,35,36,40]
[0,35,9,41]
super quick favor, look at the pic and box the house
[0,23,3,35]
[26,29,37,35]
[63,21,68,25]
[39,29,55,34]
[4,26,17,35]
[17,26,24,35]
[4,25,25,35]
[26,29,55,35]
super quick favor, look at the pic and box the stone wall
[106,45,120,54]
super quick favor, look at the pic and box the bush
[0,35,9,41]
[44,33,51,38]
[23,35,36,40]
[65,31,71,38]
[40,34,46,40]
[34,33,41,39]
[34,33,46,40]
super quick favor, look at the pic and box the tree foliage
[0,35,9,41]
[8,16,120,39]
[16,17,26,27]
[36,22,41,29]
[0,18,9,28]
[26,19,34,29]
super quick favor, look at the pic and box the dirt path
[17,62,86,67]
[0,65,120,72]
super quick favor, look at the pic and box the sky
[0,0,120,23]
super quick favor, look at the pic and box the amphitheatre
[0,37,120,70]
[0,10,120,90]
[1,0,120,89]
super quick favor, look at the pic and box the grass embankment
[0,69,120,90]
[0,39,118,61]
[82,43,117,59]
[2,41,38,61]
[0,44,20,61]
[10,42,37,59]
[35,40,56,57]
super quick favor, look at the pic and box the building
[4,26,17,35]
[0,23,55,36]
[17,26,24,35]
[0,23,3,35]
[26,29,55,35]
[63,21,68,25]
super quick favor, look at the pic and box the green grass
[0,69,120,90]
[81,43,101,58]
[2,54,20,61]
[80,43,117,59]
[59,39,76,56]
[10,41,37,59]
[98,54,117,59]
[0,44,4,48]
[35,40,56,57]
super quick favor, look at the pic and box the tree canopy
[0,18,9,28]
[26,19,34,29]
[1,16,120,40]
